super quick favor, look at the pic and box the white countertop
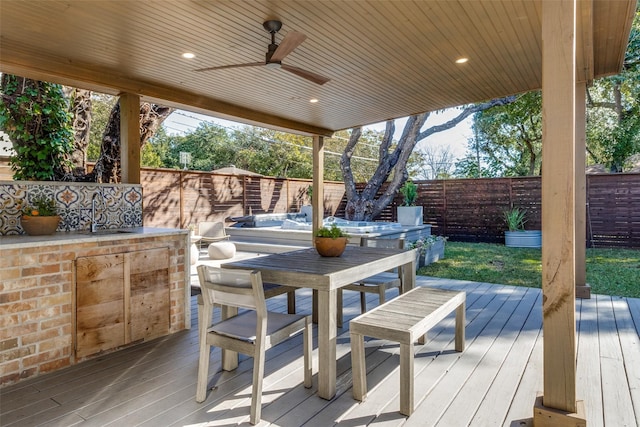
[0,227,188,249]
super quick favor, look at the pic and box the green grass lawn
[418,241,640,298]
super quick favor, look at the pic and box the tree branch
[417,96,516,141]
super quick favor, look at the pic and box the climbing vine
[0,74,74,180]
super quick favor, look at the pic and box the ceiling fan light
[266,61,282,69]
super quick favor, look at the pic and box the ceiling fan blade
[194,62,263,72]
[271,31,306,62]
[281,64,330,85]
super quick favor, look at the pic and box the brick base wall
[0,234,187,387]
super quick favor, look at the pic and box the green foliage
[503,207,527,231]
[586,11,640,171]
[399,180,418,206]
[458,91,542,178]
[87,93,117,161]
[0,75,74,180]
[141,141,164,167]
[151,122,385,180]
[315,223,349,238]
[20,195,57,216]
[419,241,639,298]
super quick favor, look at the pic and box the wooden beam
[537,0,583,422]
[575,82,590,299]
[576,0,594,84]
[0,48,334,138]
[119,93,141,184]
[312,135,325,241]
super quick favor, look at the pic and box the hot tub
[320,217,403,233]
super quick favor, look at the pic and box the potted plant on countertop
[19,195,61,235]
[397,180,423,226]
[503,207,542,248]
[314,223,350,257]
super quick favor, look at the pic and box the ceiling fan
[195,20,330,85]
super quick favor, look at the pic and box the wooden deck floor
[2,277,639,427]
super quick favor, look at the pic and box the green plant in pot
[19,195,62,235]
[503,207,542,248]
[503,207,527,231]
[397,180,423,226]
[399,180,418,206]
[314,223,349,257]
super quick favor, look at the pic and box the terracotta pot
[20,215,61,236]
[314,237,348,257]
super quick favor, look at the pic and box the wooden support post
[575,82,591,299]
[312,135,324,240]
[535,0,585,425]
[119,93,141,184]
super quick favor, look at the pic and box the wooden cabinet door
[75,247,170,358]
[76,253,126,358]
[128,248,170,342]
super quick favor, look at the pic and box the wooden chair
[337,237,405,327]
[197,221,297,313]
[197,221,230,249]
[196,266,312,425]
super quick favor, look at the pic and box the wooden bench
[349,286,466,416]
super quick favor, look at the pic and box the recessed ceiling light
[182,52,195,59]
[455,57,469,64]
[310,98,319,103]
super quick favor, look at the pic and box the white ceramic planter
[414,239,445,268]
[505,230,542,248]
[300,205,313,221]
[397,206,423,226]
[424,240,446,264]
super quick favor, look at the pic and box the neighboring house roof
[212,166,263,176]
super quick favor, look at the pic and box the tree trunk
[67,89,92,175]
[342,96,516,221]
[89,101,174,183]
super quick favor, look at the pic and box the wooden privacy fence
[376,174,640,248]
[140,167,639,248]
[141,168,347,229]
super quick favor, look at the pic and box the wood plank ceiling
[0,0,636,136]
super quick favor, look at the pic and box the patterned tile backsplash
[0,181,143,235]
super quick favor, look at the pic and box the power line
[163,111,379,162]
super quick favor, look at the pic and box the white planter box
[424,239,445,264]
[415,239,445,268]
[505,230,542,248]
[300,205,312,221]
[397,206,423,226]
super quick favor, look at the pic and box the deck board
[597,295,637,426]
[576,296,604,426]
[1,277,639,427]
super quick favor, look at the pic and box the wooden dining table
[222,245,416,400]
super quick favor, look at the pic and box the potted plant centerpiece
[397,180,423,226]
[314,223,349,257]
[503,207,541,248]
[20,195,61,235]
